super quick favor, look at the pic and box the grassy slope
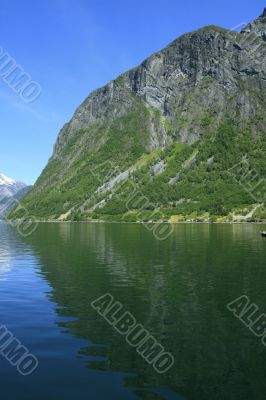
[87,124,266,222]
[8,118,266,222]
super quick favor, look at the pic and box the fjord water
[0,222,265,400]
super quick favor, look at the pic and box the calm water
[0,222,266,400]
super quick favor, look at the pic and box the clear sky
[0,0,264,184]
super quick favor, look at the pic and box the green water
[0,222,265,399]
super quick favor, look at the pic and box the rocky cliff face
[242,7,266,40]
[9,9,266,222]
[53,9,265,157]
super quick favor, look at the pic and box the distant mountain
[0,174,31,218]
[8,9,266,222]
[0,173,26,199]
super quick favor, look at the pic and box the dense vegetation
[8,120,265,223]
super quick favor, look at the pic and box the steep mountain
[8,9,266,222]
[0,174,30,218]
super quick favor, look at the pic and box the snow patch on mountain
[0,173,27,201]
[0,173,16,186]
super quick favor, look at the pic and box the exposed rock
[151,160,166,176]
[7,9,266,221]
[51,10,265,163]
[207,156,214,165]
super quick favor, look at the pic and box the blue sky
[0,0,264,184]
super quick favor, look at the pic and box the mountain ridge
[8,9,266,223]
[52,11,265,159]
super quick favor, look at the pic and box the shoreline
[1,220,266,225]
